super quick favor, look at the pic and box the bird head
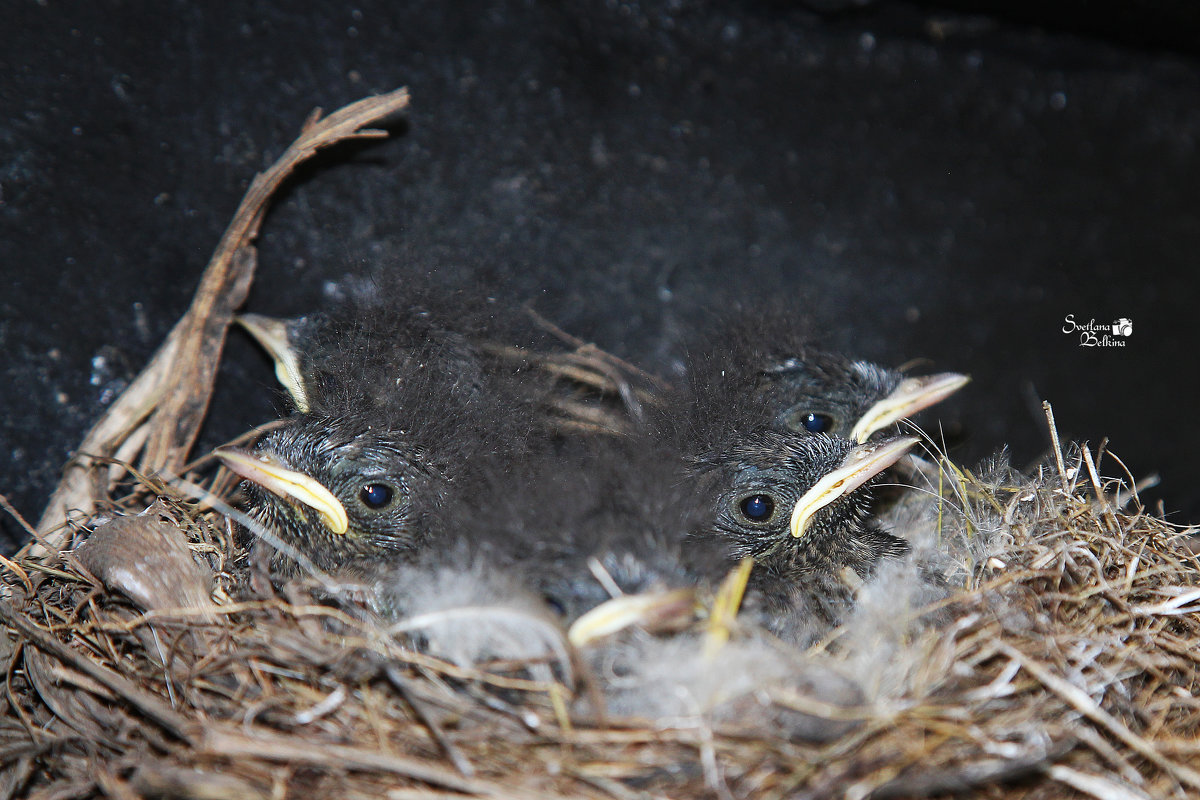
[697,431,919,577]
[677,316,967,455]
[226,276,555,572]
[237,308,488,418]
[216,413,447,570]
[758,354,968,443]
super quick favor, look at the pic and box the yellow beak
[237,314,311,413]
[849,372,969,443]
[790,436,919,538]
[215,445,349,535]
[567,588,697,647]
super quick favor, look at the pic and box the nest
[3,90,1198,799]
[4,437,1198,799]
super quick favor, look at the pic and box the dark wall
[3,1,1198,549]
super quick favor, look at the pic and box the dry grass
[2,435,1197,799]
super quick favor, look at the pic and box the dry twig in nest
[34,87,413,552]
[5,409,1198,798]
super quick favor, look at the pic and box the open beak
[215,445,348,535]
[790,436,919,538]
[849,372,969,443]
[237,314,310,413]
[567,588,697,647]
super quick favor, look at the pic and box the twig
[386,664,476,779]
[200,727,492,796]
[1043,401,1069,489]
[35,87,412,549]
[522,303,671,391]
[0,492,40,543]
[998,642,1200,791]
[1048,765,1154,800]
[0,599,197,744]
[1082,445,1120,532]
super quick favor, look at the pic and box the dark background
[3,0,1198,550]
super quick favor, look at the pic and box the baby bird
[216,412,450,569]
[758,352,968,443]
[217,278,547,572]
[427,420,918,648]
[451,432,721,636]
[693,430,918,580]
[642,323,947,633]
[682,313,968,444]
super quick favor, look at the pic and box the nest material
[3,434,1198,799]
[4,90,1198,799]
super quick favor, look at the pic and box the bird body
[444,433,722,625]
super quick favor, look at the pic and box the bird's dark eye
[739,494,776,523]
[789,411,835,434]
[542,593,568,616]
[359,483,394,509]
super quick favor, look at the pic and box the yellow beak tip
[214,445,349,536]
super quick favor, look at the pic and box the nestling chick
[680,313,967,444]
[758,352,968,443]
[443,433,722,638]
[216,413,448,569]
[693,431,919,579]
[218,278,548,571]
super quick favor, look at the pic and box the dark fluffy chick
[679,313,967,445]
[218,277,550,572]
